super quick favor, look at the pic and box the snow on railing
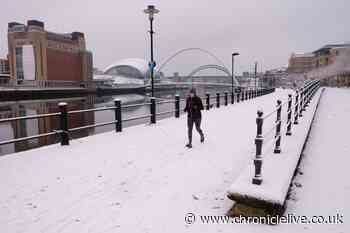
[252,80,321,185]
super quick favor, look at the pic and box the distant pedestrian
[184,88,205,148]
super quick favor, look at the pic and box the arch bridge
[187,64,239,86]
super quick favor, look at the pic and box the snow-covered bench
[227,88,324,216]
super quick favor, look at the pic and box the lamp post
[254,61,258,91]
[232,53,239,93]
[144,5,159,97]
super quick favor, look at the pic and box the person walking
[184,88,205,148]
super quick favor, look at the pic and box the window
[15,47,24,80]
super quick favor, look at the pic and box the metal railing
[252,80,321,185]
[0,78,102,89]
[0,87,276,149]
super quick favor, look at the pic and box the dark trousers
[187,117,204,143]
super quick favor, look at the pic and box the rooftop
[292,53,315,58]
[313,43,350,53]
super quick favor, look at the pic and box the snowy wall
[227,87,324,216]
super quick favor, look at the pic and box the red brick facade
[7,20,93,84]
[46,48,83,82]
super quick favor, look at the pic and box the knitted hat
[189,88,196,95]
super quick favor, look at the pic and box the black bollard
[274,100,282,153]
[216,93,220,108]
[237,93,240,103]
[175,95,180,118]
[302,87,307,112]
[253,110,264,185]
[241,90,245,102]
[224,92,228,106]
[115,99,122,132]
[150,97,156,124]
[286,94,292,136]
[294,91,299,125]
[206,93,210,110]
[231,91,234,104]
[305,86,310,108]
[58,102,69,146]
[299,88,303,117]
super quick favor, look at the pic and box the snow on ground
[278,88,350,233]
[0,88,348,233]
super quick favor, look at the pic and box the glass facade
[15,47,24,80]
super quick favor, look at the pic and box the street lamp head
[144,5,160,20]
[232,52,240,57]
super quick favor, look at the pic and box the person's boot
[200,134,205,143]
[186,135,192,148]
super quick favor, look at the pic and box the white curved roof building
[104,58,148,79]
[102,58,160,85]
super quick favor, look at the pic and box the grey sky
[0,0,349,76]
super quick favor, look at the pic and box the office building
[7,20,93,86]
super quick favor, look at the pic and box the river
[0,86,230,156]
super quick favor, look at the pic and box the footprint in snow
[146,168,153,173]
[127,161,134,165]
[112,202,121,206]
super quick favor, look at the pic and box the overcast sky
[0,0,349,76]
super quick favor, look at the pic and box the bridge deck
[0,89,293,233]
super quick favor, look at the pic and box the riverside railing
[0,78,104,88]
[0,87,275,148]
[252,80,321,185]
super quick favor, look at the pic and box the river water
[0,86,230,156]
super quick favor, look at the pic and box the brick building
[288,43,350,74]
[7,20,93,86]
[313,44,350,68]
[287,53,315,73]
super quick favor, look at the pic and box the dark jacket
[184,95,204,119]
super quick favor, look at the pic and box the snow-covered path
[2,88,348,233]
[0,89,292,233]
[280,88,350,232]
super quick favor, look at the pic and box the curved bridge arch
[156,48,230,74]
[187,64,239,86]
